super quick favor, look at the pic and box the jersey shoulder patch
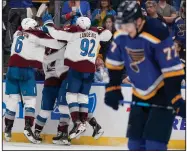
[142,18,170,42]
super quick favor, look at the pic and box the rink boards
[2,82,186,150]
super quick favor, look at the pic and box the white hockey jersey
[46,25,112,72]
[8,27,64,68]
[43,46,69,86]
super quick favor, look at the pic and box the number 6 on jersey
[15,36,24,53]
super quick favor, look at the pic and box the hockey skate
[52,131,71,145]
[4,126,12,142]
[23,120,38,144]
[69,121,86,139]
[34,130,42,144]
[92,123,104,140]
[89,117,104,140]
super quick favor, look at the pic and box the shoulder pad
[143,18,170,41]
[113,30,128,39]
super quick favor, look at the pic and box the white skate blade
[23,130,39,144]
[52,139,70,145]
[4,133,11,142]
[70,128,86,139]
[75,129,86,139]
[69,133,77,139]
[94,129,104,140]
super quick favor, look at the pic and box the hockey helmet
[21,18,38,30]
[116,1,143,25]
[76,17,91,30]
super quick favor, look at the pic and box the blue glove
[105,85,123,110]
[39,26,49,33]
[42,13,54,26]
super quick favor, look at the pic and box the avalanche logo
[51,93,97,120]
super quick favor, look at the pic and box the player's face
[121,23,137,36]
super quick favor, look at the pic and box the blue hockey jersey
[172,16,186,48]
[106,18,184,100]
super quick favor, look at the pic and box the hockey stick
[119,100,174,111]
[18,83,24,108]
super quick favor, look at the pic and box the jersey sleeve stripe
[163,69,185,78]
[140,32,161,44]
[106,86,121,92]
[105,58,124,66]
[113,30,128,39]
[171,94,183,104]
[161,64,184,73]
[105,62,124,70]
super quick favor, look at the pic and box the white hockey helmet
[21,18,38,30]
[76,17,91,30]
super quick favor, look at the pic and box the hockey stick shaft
[119,100,174,110]
[18,83,24,108]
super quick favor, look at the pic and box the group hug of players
[4,1,186,151]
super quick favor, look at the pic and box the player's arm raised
[40,13,73,41]
[104,31,125,110]
[46,26,73,41]
[28,34,65,50]
[153,27,185,118]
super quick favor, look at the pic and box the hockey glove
[39,26,49,33]
[104,69,124,110]
[164,76,186,118]
[105,85,123,110]
[42,13,54,26]
[172,97,186,118]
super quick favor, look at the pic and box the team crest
[177,24,186,36]
[125,47,145,73]
[46,61,56,72]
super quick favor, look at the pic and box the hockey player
[105,1,186,151]
[32,45,71,145]
[4,18,64,143]
[41,15,112,139]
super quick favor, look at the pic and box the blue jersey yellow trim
[163,69,185,78]
[132,81,165,100]
[140,32,161,44]
[113,30,128,39]
[105,62,124,70]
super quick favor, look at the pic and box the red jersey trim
[8,54,42,69]
[64,59,95,73]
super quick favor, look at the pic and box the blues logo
[125,47,145,73]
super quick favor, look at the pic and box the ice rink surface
[3,142,128,150]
